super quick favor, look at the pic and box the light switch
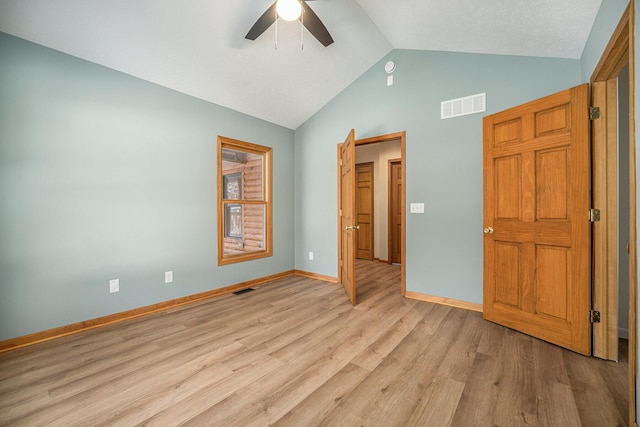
[410,203,425,214]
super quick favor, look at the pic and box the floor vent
[441,93,486,119]
[233,288,255,295]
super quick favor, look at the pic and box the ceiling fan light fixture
[276,0,302,21]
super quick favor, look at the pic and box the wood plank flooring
[0,260,628,426]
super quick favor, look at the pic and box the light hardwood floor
[0,261,628,426]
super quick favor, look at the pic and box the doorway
[354,140,402,264]
[355,132,406,296]
[338,131,407,303]
[588,3,635,423]
[592,66,631,362]
[591,22,633,361]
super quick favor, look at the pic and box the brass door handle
[345,225,360,231]
[483,227,494,235]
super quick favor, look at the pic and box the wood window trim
[217,136,272,266]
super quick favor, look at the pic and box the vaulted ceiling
[0,0,602,129]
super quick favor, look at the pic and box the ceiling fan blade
[245,2,277,40]
[300,2,334,47]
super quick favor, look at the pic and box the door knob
[483,227,494,235]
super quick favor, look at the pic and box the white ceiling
[0,0,602,129]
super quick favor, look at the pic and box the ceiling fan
[245,0,334,47]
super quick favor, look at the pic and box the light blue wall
[0,33,295,341]
[294,49,580,303]
[581,0,630,81]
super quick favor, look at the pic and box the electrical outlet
[165,271,173,284]
[109,279,119,293]
[309,252,314,261]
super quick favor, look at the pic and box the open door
[339,129,357,304]
[483,84,591,355]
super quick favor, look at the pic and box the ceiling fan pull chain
[275,7,278,50]
[301,8,304,50]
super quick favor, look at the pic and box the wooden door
[389,160,402,264]
[339,130,357,305]
[356,163,374,260]
[483,84,591,355]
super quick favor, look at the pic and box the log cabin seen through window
[217,136,272,265]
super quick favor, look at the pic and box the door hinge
[589,106,601,120]
[340,159,343,166]
[590,310,601,323]
[339,209,343,216]
[589,208,601,222]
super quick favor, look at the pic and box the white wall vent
[441,93,486,120]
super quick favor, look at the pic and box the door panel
[483,84,591,355]
[537,149,568,219]
[494,242,520,307]
[535,245,568,319]
[339,130,356,305]
[495,156,522,219]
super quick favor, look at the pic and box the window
[217,136,272,265]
